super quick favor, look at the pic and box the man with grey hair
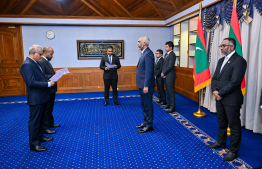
[135,36,155,133]
[20,45,55,152]
[38,46,60,135]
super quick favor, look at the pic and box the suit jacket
[136,47,155,89]
[162,51,176,80]
[99,54,121,80]
[155,57,164,79]
[38,57,57,94]
[20,57,50,105]
[211,52,247,107]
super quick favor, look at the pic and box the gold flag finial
[200,2,202,10]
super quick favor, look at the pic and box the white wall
[22,25,172,68]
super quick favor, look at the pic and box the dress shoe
[161,105,170,109]
[166,109,176,113]
[160,101,166,105]
[30,145,47,152]
[50,124,60,128]
[207,142,226,149]
[114,101,119,105]
[223,151,238,161]
[138,126,154,133]
[135,124,145,129]
[104,102,108,106]
[155,100,161,103]
[40,136,53,142]
[43,129,56,134]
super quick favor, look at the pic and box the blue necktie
[109,56,112,64]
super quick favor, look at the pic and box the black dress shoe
[166,109,176,113]
[40,136,53,142]
[207,142,226,149]
[138,126,154,133]
[223,152,238,161]
[155,100,161,103]
[104,102,108,106]
[50,124,60,128]
[30,145,47,152]
[160,101,166,105]
[161,105,170,109]
[43,129,56,134]
[114,101,119,105]
[135,124,145,129]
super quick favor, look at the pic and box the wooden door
[0,26,25,96]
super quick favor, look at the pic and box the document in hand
[50,68,70,81]
[105,62,116,68]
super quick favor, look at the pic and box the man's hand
[155,76,156,79]
[107,66,110,70]
[50,81,56,87]
[114,65,117,68]
[213,91,222,100]
[161,72,164,77]
[143,87,148,94]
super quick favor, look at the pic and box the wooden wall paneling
[174,67,198,102]
[54,66,138,94]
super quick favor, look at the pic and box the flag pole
[193,2,206,118]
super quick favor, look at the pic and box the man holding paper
[38,47,60,135]
[99,46,121,106]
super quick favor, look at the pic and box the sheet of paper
[50,68,70,81]
[105,62,116,68]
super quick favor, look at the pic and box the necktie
[220,56,229,72]
[156,58,159,64]
[36,62,44,73]
[48,61,53,68]
[109,56,112,64]
[164,53,168,59]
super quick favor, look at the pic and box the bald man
[38,46,60,135]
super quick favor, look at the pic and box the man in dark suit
[154,49,166,105]
[161,41,176,113]
[99,46,121,106]
[135,36,155,133]
[208,38,247,161]
[20,45,55,152]
[38,46,60,135]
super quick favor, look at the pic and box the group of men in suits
[20,45,59,152]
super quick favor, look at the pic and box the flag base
[193,109,206,118]
[227,126,231,137]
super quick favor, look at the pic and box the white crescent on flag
[196,47,203,51]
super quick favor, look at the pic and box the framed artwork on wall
[77,40,124,60]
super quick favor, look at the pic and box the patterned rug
[0,95,252,168]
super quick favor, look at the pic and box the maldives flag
[193,9,211,92]
[229,0,246,95]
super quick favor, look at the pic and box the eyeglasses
[218,45,232,48]
[155,53,160,54]
[34,52,43,56]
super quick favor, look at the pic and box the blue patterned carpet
[0,91,258,168]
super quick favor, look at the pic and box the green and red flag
[193,4,211,93]
[229,0,246,95]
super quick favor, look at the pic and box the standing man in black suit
[99,46,121,106]
[161,41,176,113]
[135,36,155,133]
[208,38,247,161]
[38,46,60,135]
[154,49,166,105]
[20,45,55,152]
